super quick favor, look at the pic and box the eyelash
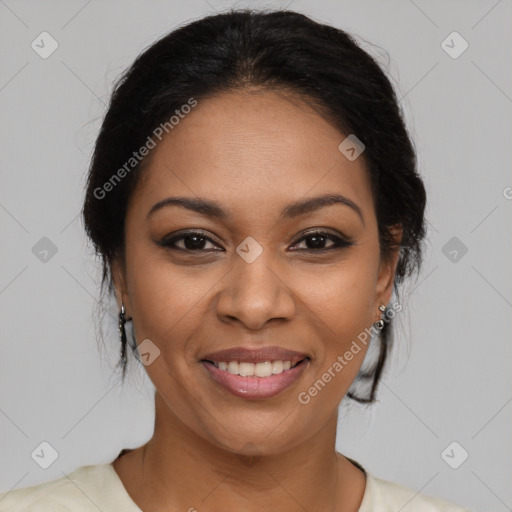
[160,230,354,254]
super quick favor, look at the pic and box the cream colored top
[0,456,471,511]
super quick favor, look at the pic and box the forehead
[129,89,374,220]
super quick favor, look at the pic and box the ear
[111,256,131,317]
[374,224,402,314]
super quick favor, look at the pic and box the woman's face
[113,89,399,456]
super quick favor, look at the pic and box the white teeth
[272,361,283,374]
[227,361,239,375]
[213,360,300,377]
[238,362,254,376]
[255,361,273,377]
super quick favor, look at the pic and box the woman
[0,9,471,511]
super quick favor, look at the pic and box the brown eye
[160,231,222,252]
[159,229,353,254]
[290,230,354,252]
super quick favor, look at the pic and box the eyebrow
[147,193,365,225]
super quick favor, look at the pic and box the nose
[215,252,296,330]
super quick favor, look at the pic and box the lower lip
[201,360,309,399]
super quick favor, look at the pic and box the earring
[119,302,130,349]
[374,304,387,330]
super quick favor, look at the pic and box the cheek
[297,256,378,340]
[294,250,379,398]
[124,242,204,355]
[126,235,379,344]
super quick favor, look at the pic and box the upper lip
[201,346,310,365]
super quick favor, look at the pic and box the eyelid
[290,227,352,245]
[159,229,223,250]
[289,229,354,252]
[160,228,353,253]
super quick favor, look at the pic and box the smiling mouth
[200,357,310,399]
[201,358,309,377]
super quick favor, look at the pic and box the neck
[115,391,366,512]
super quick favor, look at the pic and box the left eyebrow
[279,193,365,226]
[147,193,365,226]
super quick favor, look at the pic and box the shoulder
[0,464,140,512]
[361,473,472,512]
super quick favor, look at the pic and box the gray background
[1,1,511,511]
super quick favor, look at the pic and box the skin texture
[111,88,401,512]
